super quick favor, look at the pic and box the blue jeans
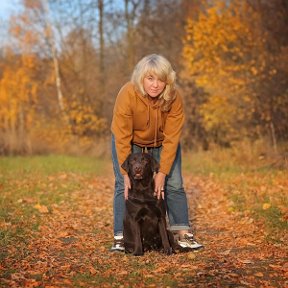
[112,135,191,236]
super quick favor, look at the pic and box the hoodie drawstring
[143,96,160,151]
[154,110,158,148]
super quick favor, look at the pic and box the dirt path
[185,176,287,288]
[1,175,287,287]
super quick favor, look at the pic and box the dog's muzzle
[132,164,144,179]
[133,172,143,179]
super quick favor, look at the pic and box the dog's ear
[121,154,130,173]
[151,157,160,173]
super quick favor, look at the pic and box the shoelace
[183,234,195,242]
[114,239,123,246]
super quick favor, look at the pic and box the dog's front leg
[133,222,143,256]
[158,218,173,255]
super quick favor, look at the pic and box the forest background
[0,0,287,159]
[1,1,287,287]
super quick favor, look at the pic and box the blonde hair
[131,54,177,112]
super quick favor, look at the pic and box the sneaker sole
[177,243,204,250]
[110,248,125,252]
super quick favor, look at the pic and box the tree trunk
[270,121,278,154]
[41,0,65,113]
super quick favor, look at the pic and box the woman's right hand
[123,174,131,200]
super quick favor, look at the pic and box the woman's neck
[147,95,159,103]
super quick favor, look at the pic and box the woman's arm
[111,83,134,175]
[159,91,185,175]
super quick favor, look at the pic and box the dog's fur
[121,152,174,256]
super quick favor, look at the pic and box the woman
[111,54,203,251]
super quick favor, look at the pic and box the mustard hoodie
[111,82,185,175]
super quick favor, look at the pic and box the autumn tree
[0,51,39,154]
[181,0,288,149]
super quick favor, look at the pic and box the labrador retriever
[121,152,174,256]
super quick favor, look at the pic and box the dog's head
[121,152,159,180]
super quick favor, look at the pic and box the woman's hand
[123,174,131,200]
[154,172,166,199]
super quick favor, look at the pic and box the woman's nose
[152,80,159,87]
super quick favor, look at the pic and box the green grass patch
[0,154,109,177]
[254,205,288,233]
[183,149,287,242]
[183,150,246,176]
[0,155,110,266]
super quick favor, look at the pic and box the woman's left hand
[154,172,166,199]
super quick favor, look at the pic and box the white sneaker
[110,235,125,252]
[177,233,204,250]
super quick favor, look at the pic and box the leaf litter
[0,173,287,288]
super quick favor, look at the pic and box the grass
[0,154,110,177]
[0,152,287,287]
[0,154,111,264]
[182,150,245,176]
[0,151,287,264]
[183,148,288,242]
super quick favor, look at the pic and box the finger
[157,188,162,200]
[124,175,131,189]
[159,187,165,199]
[127,178,131,189]
[157,191,161,200]
[124,186,129,200]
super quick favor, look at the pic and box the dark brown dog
[121,152,174,256]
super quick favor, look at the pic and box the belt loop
[141,147,148,153]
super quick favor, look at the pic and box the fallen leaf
[187,252,197,260]
[240,259,254,264]
[88,266,97,275]
[262,203,271,210]
[221,249,232,255]
[34,203,49,213]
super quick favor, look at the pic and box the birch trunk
[41,0,65,112]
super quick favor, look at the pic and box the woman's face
[143,73,166,98]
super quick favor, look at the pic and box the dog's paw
[163,247,173,255]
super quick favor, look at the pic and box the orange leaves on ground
[1,173,287,287]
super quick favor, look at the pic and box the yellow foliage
[65,98,107,137]
[0,55,38,133]
[181,1,270,141]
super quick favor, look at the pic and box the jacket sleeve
[111,83,133,175]
[159,90,185,175]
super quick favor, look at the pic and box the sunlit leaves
[182,0,288,146]
[0,54,38,133]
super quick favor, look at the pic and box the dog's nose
[135,165,142,173]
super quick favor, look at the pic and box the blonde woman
[111,54,203,251]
